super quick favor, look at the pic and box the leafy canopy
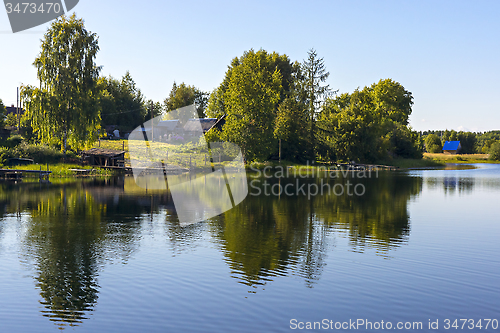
[208,49,299,161]
[21,13,101,151]
[99,72,147,132]
[425,133,443,153]
[319,79,419,162]
[164,82,208,119]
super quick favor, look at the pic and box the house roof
[157,119,180,131]
[82,148,125,157]
[104,125,119,132]
[443,141,461,151]
[208,115,226,132]
[183,118,218,132]
[5,106,24,115]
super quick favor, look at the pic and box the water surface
[0,165,499,332]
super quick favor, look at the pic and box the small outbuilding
[442,141,461,154]
[81,148,125,167]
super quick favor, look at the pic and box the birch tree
[21,14,101,154]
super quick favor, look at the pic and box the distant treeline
[422,130,500,156]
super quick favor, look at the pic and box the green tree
[209,49,298,161]
[145,100,163,122]
[207,50,299,119]
[5,113,17,128]
[442,129,458,143]
[456,131,477,154]
[301,49,332,158]
[370,78,413,126]
[424,133,443,153]
[488,141,500,160]
[389,124,423,159]
[320,89,382,162]
[223,50,282,160]
[477,131,500,152]
[164,82,208,119]
[99,72,147,131]
[21,14,101,153]
[205,58,237,119]
[319,79,417,162]
[274,97,309,162]
[368,79,415,157]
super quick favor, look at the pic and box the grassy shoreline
[423,153,500,164]
[2,163,118,177]
[247,157,445,170]
[382,158,445,169]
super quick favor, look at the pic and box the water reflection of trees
[0,179,161,328]
[315,173,422,251]
[0,172,424,323]
[210,195,317,287]
[211,172,422,288]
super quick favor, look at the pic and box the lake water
[0,164,499,332]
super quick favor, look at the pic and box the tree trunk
[310,88,315,160]
[63,129,67,160]
[63,104,69,161]
[63,120,67,161]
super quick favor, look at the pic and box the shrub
[2,134,24,148]
[390,127,423,159]
[0,143,65,164]
[424,134,442,153]
[489,142,500,161]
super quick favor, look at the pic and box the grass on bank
[423,153,500,164]
[380,157,445,169]
[247,157,445,171]
[3,163,117,176]
[94,139,214,169]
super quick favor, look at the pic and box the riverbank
[378,157,445,169]
[8,142,498,178]
[2,164,117,177]
[423,153,500,164]
[247,157,445,171]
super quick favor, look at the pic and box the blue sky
[1,0,499,132]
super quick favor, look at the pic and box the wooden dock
[0,169,52,181]
[99,166,190,174]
